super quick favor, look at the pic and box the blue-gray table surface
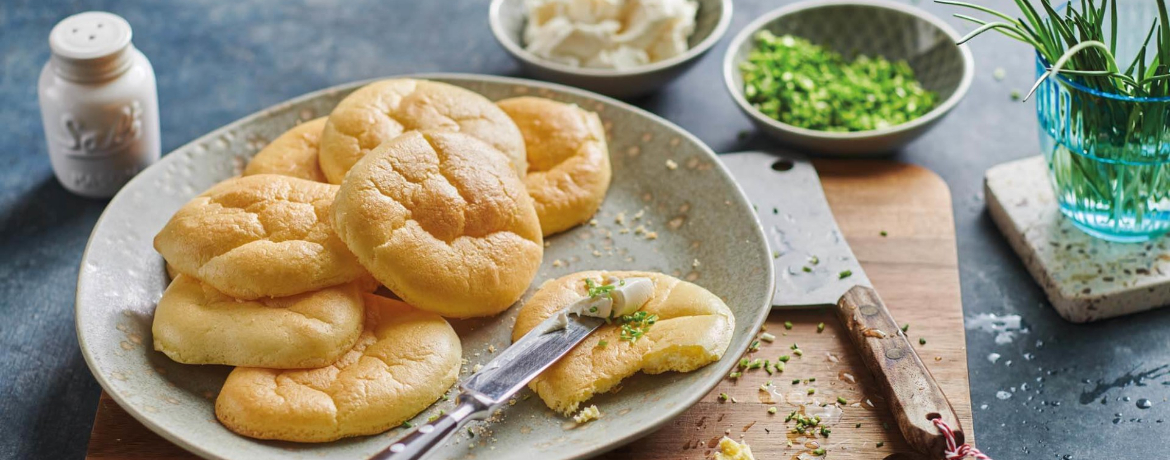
[2,0,1167,458]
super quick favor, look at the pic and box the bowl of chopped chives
[723,0,973,155]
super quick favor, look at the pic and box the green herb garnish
[784,321,794,330]
[741,32,937,132]
[816,322,825,333]
[618,311,658,342]
[839,270,853,279]
[837,396,848,405]
[584,278,615,298]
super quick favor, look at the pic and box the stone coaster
[985,155,1170,323]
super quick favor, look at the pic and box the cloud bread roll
[152,274,364,369]
[497,97,612,236]
[332,130,543,318]
[243,117,328,182]
[317,78,526,183]
[153,174,368,299]
[512,271,735,415]
[215,294,461,442]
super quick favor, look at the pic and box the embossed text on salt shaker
[38,11,160,198]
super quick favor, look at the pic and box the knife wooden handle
[834,285,962,457]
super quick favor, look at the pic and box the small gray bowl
[723,0,973,155]
[490,0,732,99]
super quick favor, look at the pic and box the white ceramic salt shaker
[38,11,160,198]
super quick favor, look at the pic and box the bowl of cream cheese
[490,0,732,99]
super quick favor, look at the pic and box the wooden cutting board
[86,159,972,460]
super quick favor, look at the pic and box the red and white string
[932,418,992,460]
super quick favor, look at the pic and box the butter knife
[368,312,606,460]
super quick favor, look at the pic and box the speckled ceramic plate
[75,74,773,460]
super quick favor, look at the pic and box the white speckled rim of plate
[75,73,774,460]
[722,0,975,140]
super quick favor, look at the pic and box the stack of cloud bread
[150,78,621,443]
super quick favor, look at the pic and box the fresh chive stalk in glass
[940,0,1170,241]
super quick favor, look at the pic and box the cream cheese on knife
[548,276,655,331]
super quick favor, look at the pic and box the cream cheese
[546,276,655,331]
[523,0,698,70]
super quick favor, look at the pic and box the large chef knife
[721,151,964,457]
[368,311,605,460]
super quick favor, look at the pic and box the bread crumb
[633,225,646,235]
[645,231,658,240]
[714,437,755,460]
[589,219,598,226]
[614,212,627,225]
[487,345,496,353]
[633,209,644,220]
[553,259,565,267]
[572,405,601,424]
[592,250,601,257]
[472,364,483,373]
[665,159,678,170]
[693,259,700,268]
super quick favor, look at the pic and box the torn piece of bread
[512,270,735,414]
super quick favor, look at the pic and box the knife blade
[719,151,870,308]
[720,151,964,458]
[369,311,605,460]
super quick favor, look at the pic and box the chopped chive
[809,255,819,265]
[597,340,608,348]
[837,396,848,405]
[901,323,909,333]
[838,270,853,279]
[772,251,780,259]
[790,343,799,350]
[778,355,790,362]
[401,421,414,428]
[855,423,862,428]
[919,337,927,345]
[784,321,794,330]
[808,388,816,395]
[816,322,825,333]
[877,441,885,447]
[718,392,729,402]
[760,332,776,342]
[792,379,800,385]
[739,358,749,368]
[812,447,826,456]
[793,349,803,357]
[767,406,778,414]
[880,230,888,237]
[729,371,742,379]
[775,361,785,372]
[764,360,773,375]
[802,266,812,272]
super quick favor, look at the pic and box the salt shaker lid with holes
[38,11,160,198]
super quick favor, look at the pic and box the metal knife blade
[719,151,871,308]
[461,312,606,405]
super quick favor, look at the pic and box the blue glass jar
[1035,55,1170,242]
